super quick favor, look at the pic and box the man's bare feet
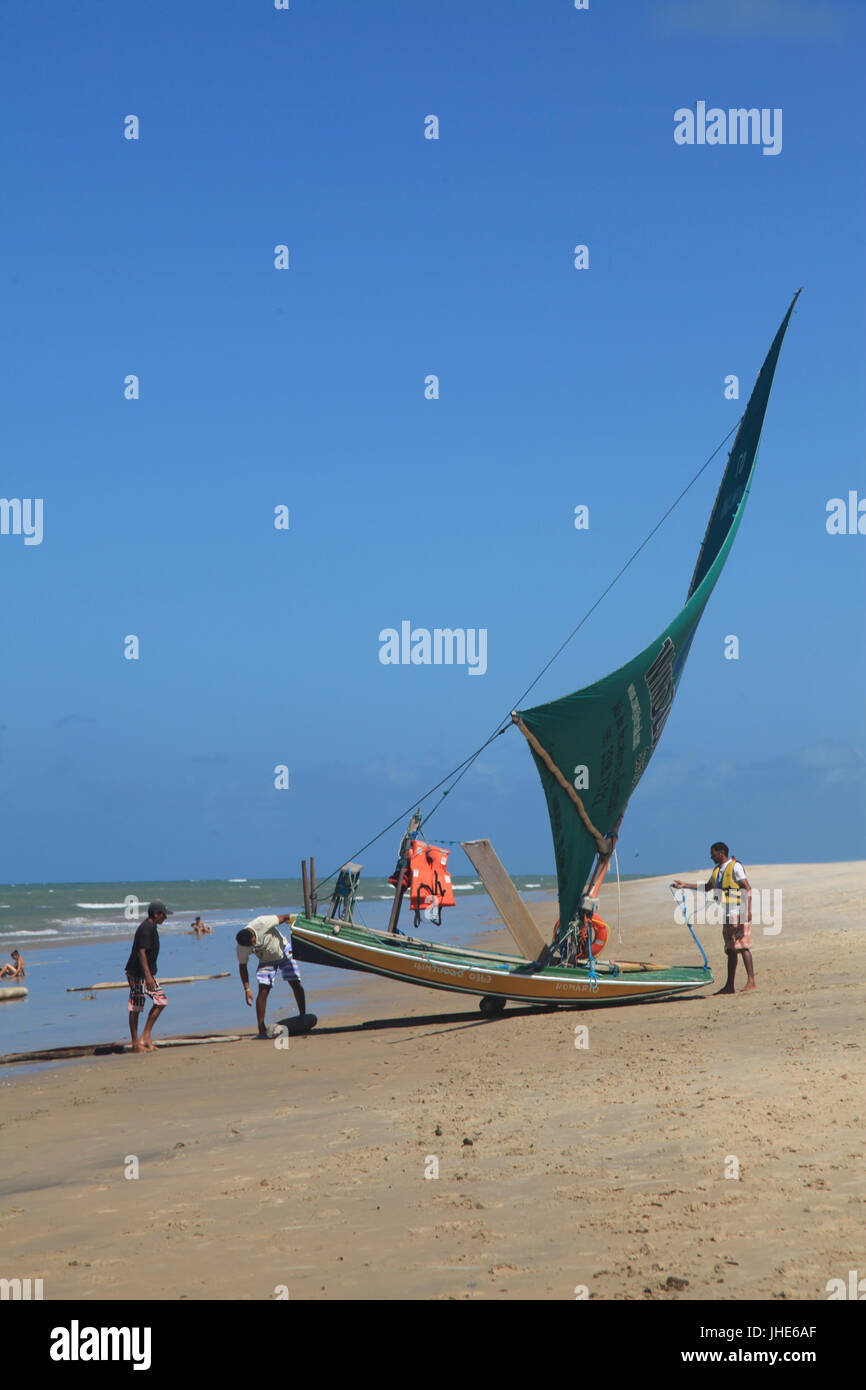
[714,986,735,995]
[130,1041,147,1052]
[740,982,756,992]
[141,1038,157,1050]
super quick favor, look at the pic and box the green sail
[516,293,799,934]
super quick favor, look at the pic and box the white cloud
[798,743,864,782]
[655,0,845,39]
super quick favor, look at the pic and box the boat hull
[290,915,712,1007]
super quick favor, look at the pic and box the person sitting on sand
[0,949,25,979]
[673,842,755,994]
[124,900,172,1052]
[236,914,306,1038]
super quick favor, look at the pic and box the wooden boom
[67,973,230,993]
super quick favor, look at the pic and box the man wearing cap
[124,900,172,1052]
[236,914,306,1037]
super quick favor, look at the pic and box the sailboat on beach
[291,294,800,1013]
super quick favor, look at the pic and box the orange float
[553,914,608,957]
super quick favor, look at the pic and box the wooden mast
[387,810,422,934]
[301,859,311,917]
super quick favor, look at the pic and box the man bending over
[236,914,306,1037]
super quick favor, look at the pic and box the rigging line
[314,726,509,891]
[507,414,744,714]
[613,846,623,946]
[421,414,744,832]
[314,416,744,890]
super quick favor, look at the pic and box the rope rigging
[316,415,745,891]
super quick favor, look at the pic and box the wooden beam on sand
[460,839,548,962]
[0,986,28,1002]
[0,1032,246,1066]
[66,973,230,993]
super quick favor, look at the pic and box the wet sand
[1,862,863,1301]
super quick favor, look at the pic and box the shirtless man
[0,950,24,979]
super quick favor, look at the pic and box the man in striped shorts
[124,900,171,1052]
[236,914,306,1037]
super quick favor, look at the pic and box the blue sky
[1,0,864,884]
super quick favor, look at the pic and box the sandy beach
[1,861,863,1302]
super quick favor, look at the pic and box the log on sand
[67,973,230,992]
[0,1032,246,1066]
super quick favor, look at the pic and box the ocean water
[0,875,559,1061]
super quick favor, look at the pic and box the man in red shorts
[673,842,755,994]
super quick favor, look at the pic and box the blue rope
[586,932,599,991]
[670,884,710,971]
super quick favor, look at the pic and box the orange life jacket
[407,840,456,911]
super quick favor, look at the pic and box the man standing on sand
[673,842,755,994]
[236,914,306,1037]
[124,900,172,1051]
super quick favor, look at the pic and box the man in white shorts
[236,914,306,1036]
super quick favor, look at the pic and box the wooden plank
[460,839,547,961]
[67,973,229,993]
[0,1032,246,1066]
[0,986,28,1002]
